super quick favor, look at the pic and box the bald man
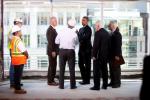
[46,17,59,86]
[90,21,110,90]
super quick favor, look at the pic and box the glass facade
[3,0,149,72]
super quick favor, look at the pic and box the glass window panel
[37,34,47,48]
[37,57,48,69]
[22,34,30,47]
[58,13,64,25]
[67,12,72,24]
[37,12,49,25]
[75,13,80,25]
[16,12,30,25]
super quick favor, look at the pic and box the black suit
[78,25,92,83]
[109,27,122,87]
[46,25,59,83]
[92,28,110,88]
[140,55,150,100]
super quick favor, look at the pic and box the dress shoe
[20,83,23,86]
[90,87,100,91]
[14,89,27,94]
[10,85,15,89]
[112,84,120,88]
[79,81,90,85]
[102,86,107,90]
[71,86,77,89]
[107,83,112,87]
[48,82,59,86]
[59,86,64,89]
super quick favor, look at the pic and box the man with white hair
[90,21,110,90]
[55,19,78,89]
[46,17,59,86]
[108,20,123,88]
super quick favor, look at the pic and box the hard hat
[11,25,21,33]
[14,18,23,23]
[68,19,76,27]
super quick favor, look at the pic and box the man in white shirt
[55,19,78,89]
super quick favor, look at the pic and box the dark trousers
[78,50,91,83]
[109,61,121,86]
[47,55,57,83]
[14,64,24,90]
[9,50,14,85]
[93,60,108,88]
[59,49,76,88]
[9,63,14,85]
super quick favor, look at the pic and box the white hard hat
[11,25,21,33]
[14,18,23,23]
[68,19,76,27]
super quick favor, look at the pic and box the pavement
[0,79,141,100]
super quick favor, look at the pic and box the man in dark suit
[108,20,122,88]
[77,16,92,85]
[90,21,110,90]
[140,55,150,100]
[46,17,59,86]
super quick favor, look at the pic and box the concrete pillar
[140,13,149,54]
[0,0,4,81]
[148,14,150,54]
[29,8,38,70]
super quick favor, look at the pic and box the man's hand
[115,56,120,61]
[23,51,29,59]
[52,52,56,58]
[92,57,96,60]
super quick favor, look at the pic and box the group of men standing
[46,16,123,90]
[8,16,122,94]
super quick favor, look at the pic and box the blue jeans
[9,63,14,85]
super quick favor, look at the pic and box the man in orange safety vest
[10,25,28,94]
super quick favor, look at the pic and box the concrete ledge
[4,70,142,79]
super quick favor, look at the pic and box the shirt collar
[51,25,56,29]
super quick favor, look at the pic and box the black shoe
[102,86,107,90]
[79,81,90,85]
[71,86,77,89]
[112,84,120,88]
[59,86,64,89]
[10,85,15,89]
[20,83,23,86]
[107,83,112,87]
[90,87,100,91]
[48,82,59,86]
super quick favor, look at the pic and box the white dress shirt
[55,27,79,50]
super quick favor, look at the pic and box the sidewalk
[0,79,141,100]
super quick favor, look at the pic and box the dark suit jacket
[110,27,122,58]
[46,25,58,56]
[140,55,150,100]
[92,28,110,61]
[77,25,92,52]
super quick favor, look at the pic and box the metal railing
[4,54,143,72]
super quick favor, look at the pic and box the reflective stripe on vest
[11,36,27,65]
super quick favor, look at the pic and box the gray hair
[109,20,118,25]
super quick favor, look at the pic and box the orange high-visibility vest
[11,36,27,65]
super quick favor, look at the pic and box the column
[29,8,38,70]
[140,13,149,54]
